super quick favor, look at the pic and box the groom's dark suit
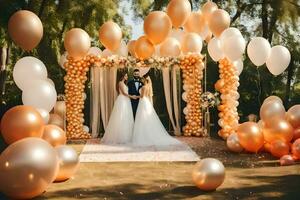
[128,78,143,118]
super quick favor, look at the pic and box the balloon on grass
[286,105,300,129]
[247,37,271,66]
[192,158,225,191]
[0,138,59,199]
[226,133,243,152]
[263,118,293,143]
[270,140,290,158]
[13,56,48,91]
[260,100,285,124]
[8,10,43,51]
[280,155,295,166]
[0,106,44,144]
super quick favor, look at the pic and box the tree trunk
[285,58,294,108]
[38,0,47,18]
[261,0,269,39]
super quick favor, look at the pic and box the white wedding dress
[101,82,134,144]
[132,86,182,146]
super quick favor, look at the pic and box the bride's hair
[116,72,127,93]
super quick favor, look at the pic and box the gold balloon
[0,138,59,199]
[260,101,285,124]
[54,101,66,119]
[42,125,67,147]
[181,33,203,54]
[263,119,293,143]
[64,28,91,60]
[286,105,300,129]
[201,1,218,21]
[166,0,191,28]
[237,122,264,153]
[159,37,181,57]
[292,139,300,159]
[48,113,64,130]
[226,133,243,152]
[0,105,44,144]
[98,21,122,51]
[127,40,136,56]
[134,36,155,59]
[55,145,79,182]
[270,140,290,158]
[263,95,283,105]
[183,12,205,34]
[214,79,225,91]
[192,158,225,191]
[8,10,43,51]
[144,11,172,45]
[208,9,230,37]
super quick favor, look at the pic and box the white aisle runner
[79,138,200,162]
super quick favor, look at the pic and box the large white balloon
[22,80,57,112]
[220,27,242,43]
[222,35,246,61]
[88,47,102,56]
[247,37,271,66]
[233,59,243,76]
[266,45,291,76]
[169,29,186,44]
[114,40,128,57]
[13,56,48,91]
[208,37,224,62]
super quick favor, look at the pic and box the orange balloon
[214,79,225,91]
[292,139,300,159]
[134,36,155,59]
[183,12,205,34]
[159,37,181,57]
[237,122,264,153]
[127,40,136,56]
[208,9,231,37]
[0,105,44,144]
[181,33,203,54]
[42,125,67,147]
[99,21,122,51]
[166,0,191,28]
[263,119,293,143]
[8,10,43,51]
[202,1,218,21]
[293,128,300,140]
[264,142,272,152]
[48,113,64,130]
[64,28,91,60]
[260,101,285,125]
[144,11,172,45]
[286,105,300,129]
[270,140,290,158]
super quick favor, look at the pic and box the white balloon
[114,40,128,57]
[88,47,102,56]
[182,33,203,54]
[169,29,186,45]
[82,93,87,101]
[183,107,189,115]
[220,27,242,43]
[266,45,291,76]
[233,59,243,76]
[247,37,271,66]
[222,35,246,61]
[46,78,55,87]
[59,52,68,68]
[208,37,224,62]
[83,125,89,133]
[13,56,48,91]
[199,25,210,40]
[36,108,50,124]
[22,80,57,112]
[101,49,113,57]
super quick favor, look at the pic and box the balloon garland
[215,58,240,139]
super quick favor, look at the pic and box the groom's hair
[133,69,140,72]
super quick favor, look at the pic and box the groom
[128,69,143,118]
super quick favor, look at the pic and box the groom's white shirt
[135,81,139,92]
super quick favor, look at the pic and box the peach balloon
[293,128,300,140]
[286,105,300,129]
[226,133,243,153]
[42,125,67,147]
[48,113,64,130]
[237,122,264,153]
[263,119,293,143]
[201,1,218,21]
[292,139,300,159]
[0,105,44,144]
[270,140,290,158]
[64,28,90,60]
[264,142,272,152]
[208,9,231,37]
[159,37,181,57]
[134,36,155,59]
[280,155,295,166]
[8,10,43,51]
[144,11,172,44]
[0,138,59,199]
[127,40,136,56]
[183,12,205,34]
[166,0,191,28]
[260,101,285,124]
[99,21,122,51]
[181,33,203,54]
[263,95,283,104]
[214,79,225,91]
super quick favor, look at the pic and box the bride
[132,75,182,146]
[101,73,134,144]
